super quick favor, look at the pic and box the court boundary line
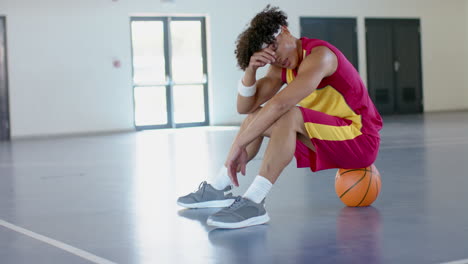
[441,259,468,264]
[380,140,468,150]
[0,219,117,264]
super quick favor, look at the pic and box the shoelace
[226,196,244,210]
[197,181,208,198]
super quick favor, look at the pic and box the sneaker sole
[177,199,235,209]
[206,213,270,229]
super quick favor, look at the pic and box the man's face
[268,27,299,69]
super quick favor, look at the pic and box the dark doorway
[366,19,423,115]
[300,17,359,70]
[0,17,10,141]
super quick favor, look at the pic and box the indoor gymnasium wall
[283,0,468,114]
[1,1,135,138]
[0,0,467,138]
[465,0,468,108]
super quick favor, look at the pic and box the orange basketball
[335,164,381,207]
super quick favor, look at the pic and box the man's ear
[282,26,290,34]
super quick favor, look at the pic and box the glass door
[130,17,209,130]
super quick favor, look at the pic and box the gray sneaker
[177,181,235,208]
[206,196,270,229]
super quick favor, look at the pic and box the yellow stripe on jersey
[300,86,362,141]
[286,68,294,84]
[298,86,360,125]
[285,50,362,141]
[286,50,307,84]
[304,122,362,141]
[286,67,293,84]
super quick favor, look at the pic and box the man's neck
[296,38,303,65]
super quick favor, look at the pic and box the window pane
[134,86,167,126]
[173,85,205,124]
[131,21,166,85]
[170,21,204,84]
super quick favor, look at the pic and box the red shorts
[294,107,380,172]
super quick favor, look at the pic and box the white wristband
[238,78,257,97]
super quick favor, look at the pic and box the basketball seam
[375,177,379,195]
[339,170,368,199]
[357,170,373,206]
[340,169,372,176]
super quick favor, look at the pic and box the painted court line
[380,140,468,150]
[0,219,117,264]
[441,259,468,264]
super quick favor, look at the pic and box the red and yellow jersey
[281,37,383,138]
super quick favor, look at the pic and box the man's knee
[274,108,300,127]
[270,107,308,137]
[242,107,262,125]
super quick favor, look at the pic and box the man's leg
[226,107,266,166]
[209,107,267,190]
[206,107,313,228]
[177,108,273,208]
[218,106,312,191]
[242,107,311,203]
[259,107,312,184]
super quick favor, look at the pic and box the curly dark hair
[235,5,288,70]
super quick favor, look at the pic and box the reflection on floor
[1,111,468,264]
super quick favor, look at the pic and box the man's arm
[235,46,338,147]
[237,65,283,114]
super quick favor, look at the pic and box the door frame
[365,18,424,114]
[130,16,209,130]
[0,16,10,141]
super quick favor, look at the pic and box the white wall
[0,0,467,138]
[466,0,468,107]
[2,1,135,138]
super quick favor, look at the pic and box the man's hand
[247,47,276,72]
[226,143,249,187]
[240,47,277,91]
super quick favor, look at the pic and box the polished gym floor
[1,111,468,264]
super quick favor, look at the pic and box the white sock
[208,166,232,190]
[243,175,273,203]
